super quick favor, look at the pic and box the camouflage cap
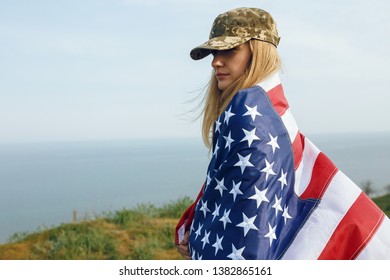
[190,7,280,60]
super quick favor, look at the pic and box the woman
[175,7,390,260]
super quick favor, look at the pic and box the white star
[264,223,277,246]
[201,230,210,249]
[212,203,221,221]
[199,200,210,218]
[241,128,261,147]
[215,118,222,133]
[197,253,203,260]
[227,244,246,260]
[215,178,228,196]
[219,209,232,229]
[260,159,276,181]
[212,140,220,159]
[267,133,280,154]
[223,131,235,151]
[236,213,259,236]
[206,172,212,190]
[224,106,235,125]
[191,250,196,260]
[278,169,288,190]
[243,104,262,121]
[282,206,292,224]
[194,223,203,240]
[272,194,283,216]
[249,186,270,208]
[234,153,254,174]
[229,180,243,201]
[212,234,224,256]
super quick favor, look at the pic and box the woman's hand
[175,231,191,259]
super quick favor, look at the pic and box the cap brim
[190,36,251,60]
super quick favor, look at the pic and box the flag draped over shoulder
[175,73,390,260]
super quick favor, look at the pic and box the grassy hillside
[0,197,193,260]
[0,194,389,260]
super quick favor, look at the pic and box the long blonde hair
[201,39,281,149]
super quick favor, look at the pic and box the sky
[0,0,389,143]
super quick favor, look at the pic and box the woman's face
[211,42,252,91]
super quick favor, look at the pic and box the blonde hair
[201,40,281,149]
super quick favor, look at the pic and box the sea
[0,132,389,244]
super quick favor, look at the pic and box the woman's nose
[211,52,223,68]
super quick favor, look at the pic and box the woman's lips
[216,72,229,79]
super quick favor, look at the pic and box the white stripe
[294,138,321,197]
[282,171,361,259]
[177,223,186,244]
[257,72,281,92]
[356,216,390,259]
[280,109,298,145]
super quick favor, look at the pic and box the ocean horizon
[1,132,389,244]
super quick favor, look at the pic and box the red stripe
[300,152,338,200]
[268,84,304,170]
[292,133,304,170]
[267,84,289,115]
[318,192,385,259]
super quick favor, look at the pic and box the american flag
[175,73,390,260]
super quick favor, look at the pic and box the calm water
[0,133,389,243]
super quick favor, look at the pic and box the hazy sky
[0,0,389,143]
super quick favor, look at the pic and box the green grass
[372,194,390,216]
[0,196,193,260]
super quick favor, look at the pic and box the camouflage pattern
[190,7,280,60]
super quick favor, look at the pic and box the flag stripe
[266,82,303,171]
[293,138,320,197]
[282,171,362,259]
[300,152,338,200]
[258,74,284,94]
[280,109,299,148]
[266,84,289,115]
[356,216,390,259]
[318,192,385,259]
[291,132,304,170]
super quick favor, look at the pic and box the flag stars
[241,128,261,147]
[237,213,259,236]
[191,250,196,260]
[219,209,232,229]
[282,206,292,224]
[272,195,283,217]
[215,118,222,133]
[249,186,270,208]
[212,234,224,256]
[243,104,262,121]
[201,230,210,249]
[215,178,228,196]
[194,223,203,240]
[278,169,288,190]
[267,133,280,154]
[212,203,221,221]
[206,172,212,190]
[234,153,254,174]
[227,244,246,260]
[260,159,276,181]
[199,200,210,218]
[224,106,235,125]
[229,180,243,201]
[223,131,235,151]
[212,140,220,159]
[264,223,277,246]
